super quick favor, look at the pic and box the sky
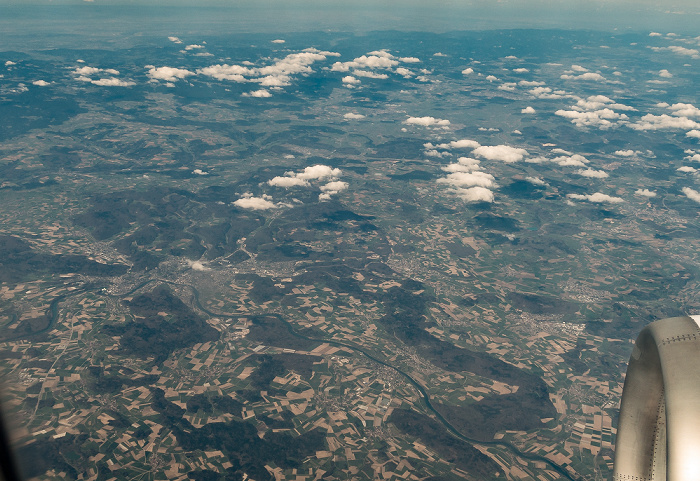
[0,0,698,39]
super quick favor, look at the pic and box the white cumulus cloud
[568,192,623,203]
[630,114,700,131]
[242,89,272,98]
[555,108,628,128]
[521,106,536,114]
[452,186,494,203]
[525,176,547,186]
[91,78,135,87]
[320,181,349,192]
[682,187,700,203]
[352,70,389,79]
[561,72,606,81]
[669,103,700,118]
[635,189,657,197]
[296,165,342,180]
[437,171,495,188]
[650,46,700,59]
[462,67,474,75]
[147,66,195,82]
[32,80,50,86]
[234,195,277,210]
[344,112,365,119]
[405,116,450,127]
[269,176,310,187]
[687,130,700,139]
[577,168,609,178]
[473,145,528,163]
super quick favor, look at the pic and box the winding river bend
[30,277,579,480]
[181,281,580,481]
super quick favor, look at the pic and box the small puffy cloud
[473,145,528,163]
[461,67,474,75]
[425,149,451,158]
[433,52,447,57]
[457,157,481,168]
[529,86,565,99]
[184,44,205,50]
[269,176,310,187]
[242,89,272,98]
[319,181,348,201]
[498,82,517,91]
[574,95,634,111]
[400,57,420,63]
[32,80,50,86]
[519,80,545,87]
[571,65,588,72]
[405,116,450,127]
[682,187,700,203]
[395,67,413,77]
[577,168,609,178]
[649,32,662,37]
[352,70,389,79]
[198,64,252,81]
[442,162,479,173]
[200,48,339,88]
[669,103,700,118]
[555,108,628,128]
[74,66,102,76]
[296,165,342,180]
[342,75,360,85]
[91,78,135,87]
[5,60,16,66]
[513,68,529,73]
[650,46,700,58]
[452,186,494,203]
[320,181,349,192]
[437,171,495,188]
[168,36,183,43]
[658,69,673,78]
[272,39,286,44]
[687,130,700,139]
[344,112,365,119]
[614,149,637,157]
[630,114,700,131]
[561,72,606,81]
[635,188,657,197]
[677,166,697,173]
[568,192,623,203]
[485,75,498,82]
[331,51,399,72]
[521,106,536,114]
[436,139,480,150]
[187,260,209,271]
[192,169,208,175]
[525,176,547,186]
[553,154,589,167]
[147,66,195,82]
[233,195,277,210]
